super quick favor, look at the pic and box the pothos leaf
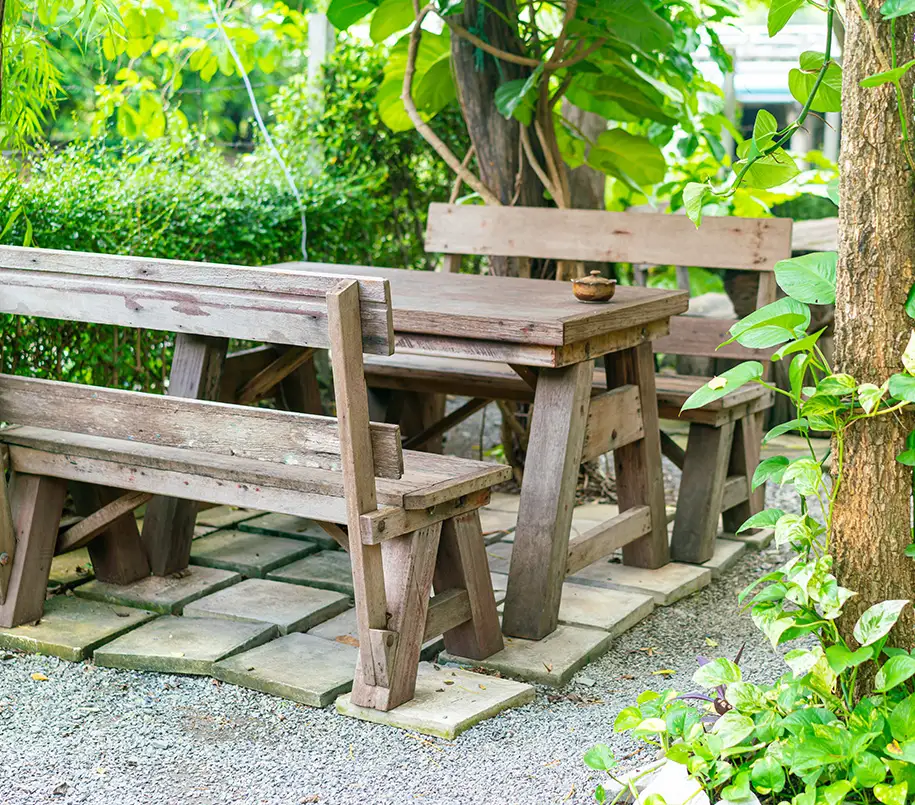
[853,600,909,646]
[680,362,764,411]
[881,0,915,20]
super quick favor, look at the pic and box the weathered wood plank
[0,473,67,628]
[670,422,736,564]
[423,588,472,642]
[653,317,773,361]
[0,467,15,604]
[580,384,644,462]
[722,413,766,533]
[566,505,652,576]
[57,491,152,554]
[502,361,593,640]
[235,347,316,405]
[424,203,793,271]
[605,343,669,569]
[0,373,404,479]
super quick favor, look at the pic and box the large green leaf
[370,0,414,42]
[681,361,764,411]
[788,52,842,113]
[682,182,710,227]
[587,129,666,188]
[768,0,805,36]
[876,655,915,692]
[889,373,915,402]
[774,251,836,304]
[583,0,674,51]
[566,73,675,126]
[725,297,811,349]
[327,0,379,29]
[712,711,755,748]
[739,149,800,190]
[853,600,909,646]
[861,59,915,87]
[494,67,542,126]
[693,657,742,688]
[881,0,915,19]
[753,456,789,489]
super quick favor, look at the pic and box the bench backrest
[424,203,794,364]
[0,246,403,491]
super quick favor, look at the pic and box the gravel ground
[0,416,815,805]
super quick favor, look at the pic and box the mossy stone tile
[183,578,350,635]
[569,559,711,606]
[190,530,317,578]
[213,632,358,706]
[238,514,339,549]
[48,549,94,591]
[0,596,157,662]
[336,663,535,740]
[75,567,241,615]
[195,506,262,529]
[94,615,277,675]
[266,551,353,596]
[308,607,442,661]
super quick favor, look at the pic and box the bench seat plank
[0,427,509,514]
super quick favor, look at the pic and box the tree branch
[520,121,563,206]
[446,20,542,67]
[449,145,476,202]
[404,4,501,205]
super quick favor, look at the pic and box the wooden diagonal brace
[0,459,15,605]
[56,491,152,555]
[235,347,316,405]
[402,397,489,451]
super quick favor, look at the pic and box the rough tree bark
[833,3,915,650]
[451,0,546,276]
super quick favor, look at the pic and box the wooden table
[146,264,688,641]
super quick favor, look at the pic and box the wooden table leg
[605,342,669,569]
[502,360,592,640]
[141,333,227,576]
[276,345,324,415]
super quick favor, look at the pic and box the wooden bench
[362,204,793,564]
[0,245,508,711]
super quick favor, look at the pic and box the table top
[278,262,688,348]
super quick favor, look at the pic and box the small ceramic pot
[571,270,617,303]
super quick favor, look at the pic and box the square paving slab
[557,583,654,635]
[184,578,350,635]
[569,559,711,606]
[699,539,747,578]
[441,624,613,686]
[266,550,353,596]
[75,567,241,614]
[0,596,158,662]
[336,662,535,740]
[485,541,514,575]
[48,549,94,591]
[190,530,317,578]
[479,509,518,539]
[213,632,358,707]
[195,506,262,529]
[94,616,276,675]
[307,607,443,661]
[237,513,338,549]
[721,528,774,550]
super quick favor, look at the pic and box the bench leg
[70,483,150,585]
[0,473,67,628]
[351,523,442,712]
[502,360,592,640]
[721,412,765,533]
[434,512,503,659]
[141,333,227,575]
[670,421,736,564]
[277,346,324,415]
[400,391,447,454]
[606,343,670,569]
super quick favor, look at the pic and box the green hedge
[1,40,467,391]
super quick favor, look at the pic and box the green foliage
[586,240,915,803]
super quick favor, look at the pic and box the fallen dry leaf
[652,669,676,677]
[335,635,360,648]
[31,672,48,681]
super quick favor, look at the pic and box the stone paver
[308,607,443,661]
[557,583,654,635]
[0,596,158,661]
[479,509,517,539]
[721,528,774,550]
[190,530,317,578]
[266,550,353,596]
[441,624,613,686]
[195,506,262,529]
[569,559,711,606]
[485,541,514,575]
[184,578,350,635]
[75,567,241,615]
[238,513,339,549]
[336,662,535,739]
[490,573,508,605]
[213,632,358,707]
[94,616,276,675]
[699,539,747,578]
[48,549,94,590]
[485,493,521,514]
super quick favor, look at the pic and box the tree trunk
[833,3,915,651]
[451,0,545,276]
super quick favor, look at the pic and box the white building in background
[698,23,841,163]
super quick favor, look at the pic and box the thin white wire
[208,0,308,259]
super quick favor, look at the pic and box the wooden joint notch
[56,490,152,555]
[235,347,316,405]
[359,489,491,545]
[566,505,653,576]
